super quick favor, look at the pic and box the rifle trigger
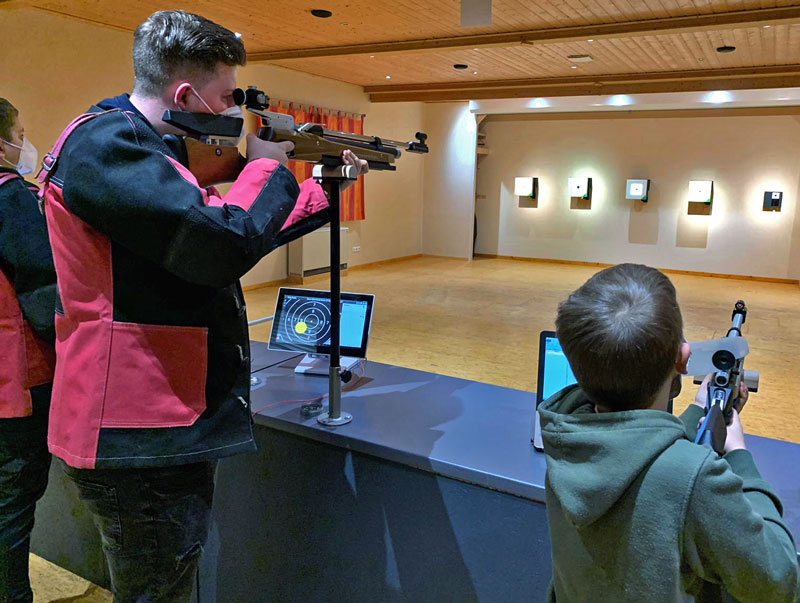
[257,126,274,141]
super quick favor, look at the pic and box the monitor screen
[537,333,578,405]
[268,288,374,358]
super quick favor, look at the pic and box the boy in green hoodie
[538,263,799,603]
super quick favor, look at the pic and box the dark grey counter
[248,342,800,544]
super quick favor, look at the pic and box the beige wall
[0,9,134,164]
[476,114,800,280]
[422,102,476,259]
[0,7,425,287]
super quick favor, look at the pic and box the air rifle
[162,86,428,187]
[692,300,760,454]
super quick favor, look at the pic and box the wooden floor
[248,256,800,443]
[30,255,800,601]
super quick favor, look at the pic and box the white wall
[0,7,425,287]
[422,103,477,259]
[476,114,800,280]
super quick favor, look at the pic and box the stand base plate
[317,412,353,426]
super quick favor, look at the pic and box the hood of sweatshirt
[538,384,690,528]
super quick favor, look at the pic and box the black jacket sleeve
[58,111,328,288]
[0,177,57,343]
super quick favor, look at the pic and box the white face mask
[1,137,38,175]
[190,89,244,142]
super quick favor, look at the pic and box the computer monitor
[533,331,578,451]
[268,288,374,360]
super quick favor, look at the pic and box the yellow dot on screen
[295,322,308,334]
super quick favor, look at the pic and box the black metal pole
[315,169,352,427]
[328,182,342,420]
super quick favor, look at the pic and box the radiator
[287,227,350,278]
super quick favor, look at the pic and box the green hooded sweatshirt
[539,385,799,603]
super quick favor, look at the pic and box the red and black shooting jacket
[0,167,56,419]
[39,94,329,469]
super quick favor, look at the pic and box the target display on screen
[268,288,374,358]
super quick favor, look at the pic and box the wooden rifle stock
[181,138,244,188]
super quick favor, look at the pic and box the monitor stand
[295,354,361,376]
[532,410,544,452]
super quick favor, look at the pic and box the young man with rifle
[37,10,366,601]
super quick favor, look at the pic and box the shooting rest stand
[313,164,359,426]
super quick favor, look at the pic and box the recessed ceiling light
[698,58,705,62]
[474,48,479,51]
[369,55,375,59]
[385,75,391,79]
[528,98,550,109]
[587,39,594,43]
[473,71,478,74]
[703,90,734,104]
[454,64,469,70]
[607,95,633,106]
[571,65,578,69]
[764,25,771,28]
[310,9,333,18]
[716,45,736,53]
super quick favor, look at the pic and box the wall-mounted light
[688,180,713,215]
[626,179,650,202]
[763,191,783,212]
[515,177,538,208]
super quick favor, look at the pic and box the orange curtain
[250,100,366,222]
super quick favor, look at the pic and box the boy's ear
[676,341,691,375]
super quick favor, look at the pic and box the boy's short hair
[555,263,683,410]
[132,10,246,97]
[0,98,19,142]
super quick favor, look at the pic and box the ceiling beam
[249,6,800,61]
[365,65,800,102]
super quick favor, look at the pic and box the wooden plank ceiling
[17,0,800,101]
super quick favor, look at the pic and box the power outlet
[352,246,361,252]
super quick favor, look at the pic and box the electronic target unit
[626,179,650,202]
[268,287,375,375]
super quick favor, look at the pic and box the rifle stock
[162,134,244,188]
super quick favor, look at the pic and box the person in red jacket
[0,98,57,603]
[37,10,366,601]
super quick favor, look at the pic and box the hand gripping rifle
[161,86,428,187]
[693,301,760,454]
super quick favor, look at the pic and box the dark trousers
[63,460,217,603]
[0,387,51,603]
